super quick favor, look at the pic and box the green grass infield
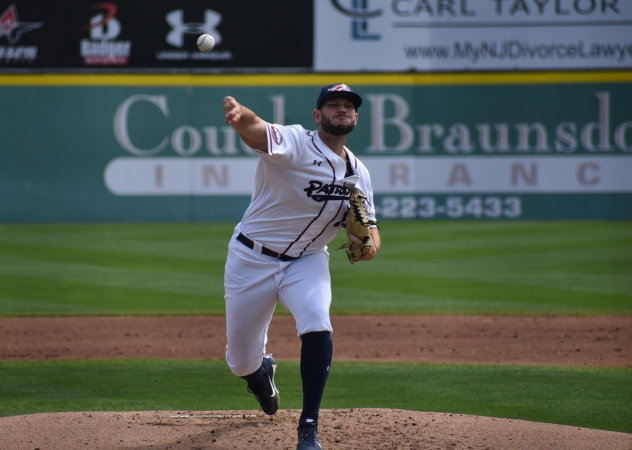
[1,359,630,433]
[0,221,631,316]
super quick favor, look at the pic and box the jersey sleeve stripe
[265,122,274,155]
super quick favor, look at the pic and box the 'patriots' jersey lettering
[304,180,352,202]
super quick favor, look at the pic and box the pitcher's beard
[321,116,356,136]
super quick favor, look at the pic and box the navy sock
[299,331,333,426]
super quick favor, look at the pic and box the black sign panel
[0,0,313,70]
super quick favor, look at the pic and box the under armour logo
[166,9,221,48]
[313,160,323,166]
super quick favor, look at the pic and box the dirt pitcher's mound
[2,409,630,450]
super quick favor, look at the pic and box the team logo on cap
[328,84,352,92]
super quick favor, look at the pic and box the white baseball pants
[224,227,333,377]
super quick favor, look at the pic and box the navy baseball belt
[237,233,297,262]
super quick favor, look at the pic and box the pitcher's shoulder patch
[270,126,283,146]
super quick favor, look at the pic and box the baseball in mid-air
[197,34,215,52]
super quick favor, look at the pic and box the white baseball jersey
[238,122,377,258]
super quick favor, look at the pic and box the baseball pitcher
[223,83,380,450]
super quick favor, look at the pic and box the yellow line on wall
[0,71,631,86]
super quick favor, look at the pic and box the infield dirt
[1,315,630,367]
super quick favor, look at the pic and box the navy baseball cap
[316,83,362,110]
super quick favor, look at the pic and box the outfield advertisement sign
[104,156,632,196]
[1,77,631,222]
[0,0,312,70]
[315,0,632,71]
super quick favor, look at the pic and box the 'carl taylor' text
[391,0,622,17]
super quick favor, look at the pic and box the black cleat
[247,354,279,415]
[297,420,322,450]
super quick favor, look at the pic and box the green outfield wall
[1,73,631,222]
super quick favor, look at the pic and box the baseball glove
[340,189,375,263]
